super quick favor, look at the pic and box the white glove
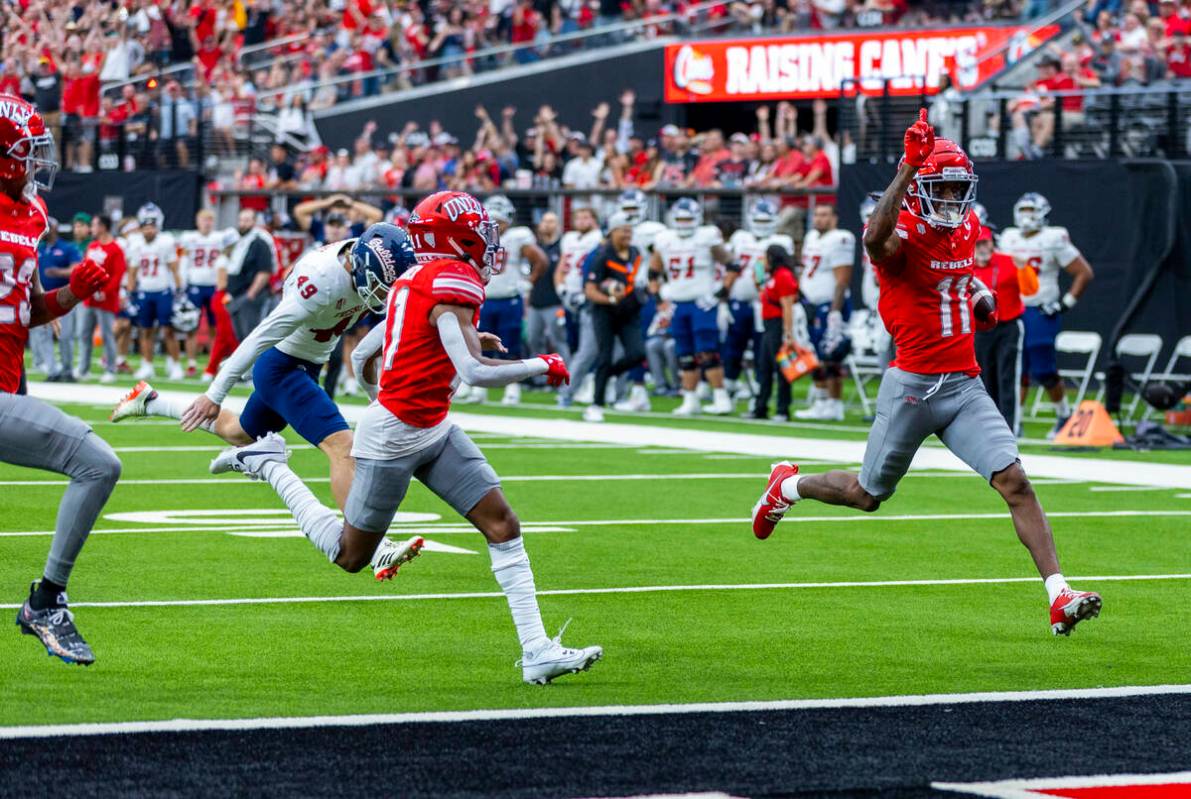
[695,293,718,311]
[659,283,673,302]
[716,301,732,333]
[824,309,844,352]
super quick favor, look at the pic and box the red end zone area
[936,772,1191,799]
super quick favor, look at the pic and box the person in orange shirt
[973,226,1038,434]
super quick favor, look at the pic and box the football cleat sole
[1052,594,1102,636]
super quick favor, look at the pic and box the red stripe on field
[1039,783,1191,798]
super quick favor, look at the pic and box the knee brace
[678,354,698,372]
[1039,372,1061,390]
[695,351,721,369]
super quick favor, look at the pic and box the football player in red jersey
[0,95,122,664]
[751,110,1102,636]
[214,191,602,683]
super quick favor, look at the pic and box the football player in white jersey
[998,192,1094,437]
[458,195,548,406]
[123,203,185,381]
[859,193,894,371]
[649,197,739,415]
[618,188,667,255]
[796,203,856,421]
[726,199,794,401]
[555,206,604,405]
[178,209,237,378]
[110,225,421,580]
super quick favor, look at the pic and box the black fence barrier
[47,170,204,231]
[840,158,1191,362]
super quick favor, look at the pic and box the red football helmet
[407,191,506,282]
[902,138,977,229]
[0,94,57,196]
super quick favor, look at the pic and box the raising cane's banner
[664,24,1058,103]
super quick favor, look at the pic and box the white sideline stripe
[2,684,1190,740]
[2,509,1190,537]
[27,383,1191,488]
[933,771,1191,798]
[0,572,1187,610]
[1088,485,1174,492]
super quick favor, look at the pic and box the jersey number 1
[936,276,972,337]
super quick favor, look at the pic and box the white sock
[1044,573,1069,604]
[261,460,342,563]
[780,475,802,503]
[488,538,549,653]
[1056,397,1071,417]
[681,389,698,407]
[144,395,216,433]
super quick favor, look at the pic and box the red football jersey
[0,192,50,393]
[972,251,1024,322]
[378,258,486,428]
[872,209,981,376]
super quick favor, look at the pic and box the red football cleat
[751,461,799,540]
[186,365,198,378]
[1050,588,1102,636]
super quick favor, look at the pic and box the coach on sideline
[225,209,277,342]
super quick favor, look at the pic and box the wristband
[1062,292,1077,310]
[44,288,67,319]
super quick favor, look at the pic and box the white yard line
[3,509,1190,538]
[1,684,1189,740]
[27,383,1191,488]
[0,572,1187,611]
[934,772,1191,798]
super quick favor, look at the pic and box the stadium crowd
[1,0,1113,173]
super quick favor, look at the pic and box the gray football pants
[0,393,122,585]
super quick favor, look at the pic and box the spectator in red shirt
[79,214,127,382]
[238,157,270,212]
[511,0,541,63]
[972,227,1030,430]
[688,129,729,188]
[1168,30,1191,77]
[1159,0,1191,36]
[194,35,225,82]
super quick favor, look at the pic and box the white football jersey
[487,225,535,299]
[559,228,602,299]
[653,225,724,302]
[179,229,237,287]
[274,241,368,364]
[632,221,667,255]
[998,225,1081,306]
[799,228,855,305]
[124,232,179,293]
[728,230,794,302]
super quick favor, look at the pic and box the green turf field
[2,381,1189,728]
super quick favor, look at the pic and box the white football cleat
[99,371,116,385]
[110,380,154,422]
[703,388,734,416]
[134,362,155,380]
[166,360,184,381]
[696,381,712,401]
[371,536,425,581]
[572,374,595,405]
[672,394,700,416]
[210,432,289,479]
[200,371,214,384]
[613,384,650,412]
[582,404,605,423]
[795,399,844,421]
[519,622,603,685]
[502,383,521,406]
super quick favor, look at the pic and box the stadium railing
[206,187,840,233]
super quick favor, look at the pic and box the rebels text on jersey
[378,259,486,428]
[653,225,723,302]
[486,225,535,299]
[0,193,49,393]
[728,230,794,302]
[997,225,1080,307]
[124,232,180,292]
[800,228,856,305]
[179,229,235,287]
[559,229,602,299]
[276,242,368,364]
[872,210,982,376]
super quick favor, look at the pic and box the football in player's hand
[971,278,997,330]
[601,279,624,299]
